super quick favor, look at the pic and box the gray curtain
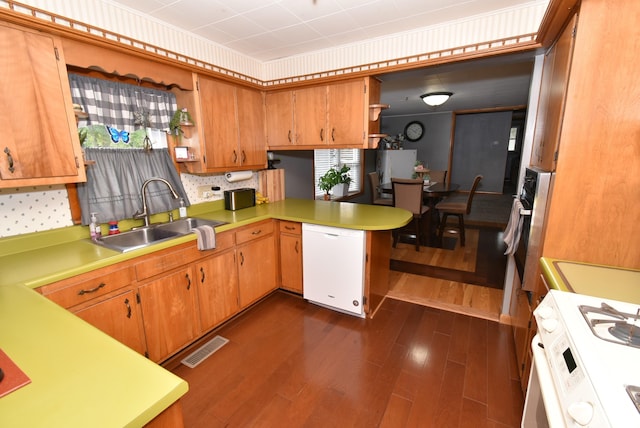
[69,73,176,130]
[69,73,187,225]
[77,148,189,225]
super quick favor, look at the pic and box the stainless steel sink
[154,217,227,235]
[93,217,227,253]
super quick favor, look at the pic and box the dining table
[380,181,460,246]
[379,181,460,202]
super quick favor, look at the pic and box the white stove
[523,290,640,427]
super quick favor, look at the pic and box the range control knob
[567,401,594,426]
[536,305,554,319]
[540,318,558,333]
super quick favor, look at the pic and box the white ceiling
[108,0,541,115]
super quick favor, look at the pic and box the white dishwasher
[302,223,366,318]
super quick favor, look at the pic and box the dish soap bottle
[179,198,187,219]
[90,212,102,241]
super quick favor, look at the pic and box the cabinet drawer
[39,264,135,309]
[235,219,274,245]
[135,232,235,281]
[279,220,301,235]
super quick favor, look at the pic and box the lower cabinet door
[73,289,147,356]
[138,268,201,362]
[196,249,239,332]
[279,233,303,293]
[238,235,277,308]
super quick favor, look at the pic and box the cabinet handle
[251,229,262,235]
[331,128,335,141]
[240,251,245,266]
[232,150,238,163]
[295,240,299,254]
[200,266,205,283]
[241,150,246,163]
[186,273,191,290]
[124,298,132,319]
[4,147,15,173]
[78,282,106,295]
[287,130,292,142]
[320,128,324,141]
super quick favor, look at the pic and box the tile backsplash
[0,172,258,238]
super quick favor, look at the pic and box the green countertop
[540,257,640,304]
[0,198,411,427]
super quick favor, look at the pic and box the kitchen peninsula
[0,199,411,428]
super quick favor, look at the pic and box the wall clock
[404,121,424,142]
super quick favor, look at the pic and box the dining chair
[428,170,447,183]
[391,178,430,251]
[368,171,393,206]
[435,174,482,246]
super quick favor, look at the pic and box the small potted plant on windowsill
[318,165,351,200]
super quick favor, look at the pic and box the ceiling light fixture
[420,92,453,106]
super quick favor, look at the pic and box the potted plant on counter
[318,165,351,200]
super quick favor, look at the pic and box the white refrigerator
[377,149,417,184]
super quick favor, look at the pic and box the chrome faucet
[133,177,180,227]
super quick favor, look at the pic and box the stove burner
[609,323,640,346]
[579,304,640,349]
[627,386,640,414]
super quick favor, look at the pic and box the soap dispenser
[89,212,102,240]
[179,198,187,219]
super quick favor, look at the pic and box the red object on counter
[108,221,120,235]
[0,348,31,398]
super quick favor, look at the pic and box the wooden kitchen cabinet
[137,267,201,362]
[278,221,303,294]
[294,85,328,146]
[530,13,576,172]
[0,22,86,187]
[235,220,277,308]
[73,288,147,356]
[236,85,267,167]
[327,79,366,147]
[38,263,147,356]
[194,232,239,332]
[266,78,379,150]
[265,90,295,146]
[198,75,266,172]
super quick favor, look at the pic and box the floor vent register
[180,335,229,368]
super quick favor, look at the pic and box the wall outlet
[197,185,214,199]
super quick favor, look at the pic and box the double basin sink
[93,217,227,253]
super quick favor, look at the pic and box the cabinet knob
[185,273,191,290]
[124,298,132,319]
[4,147,15,173]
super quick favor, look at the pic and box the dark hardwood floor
[171,292,524,427]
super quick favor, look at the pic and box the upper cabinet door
[198,76,239,169]
[294,85,327,146]
[236,86,267,168]
[530,14,577,172]
[265,90,295,147]
[327,80,365,146]
[0,23,85,186]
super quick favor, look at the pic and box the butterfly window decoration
[106,126,130,144]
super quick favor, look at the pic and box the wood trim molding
[0,0,542,90]
[536,0,580,48]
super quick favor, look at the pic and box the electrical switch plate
[197,185,214,199]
